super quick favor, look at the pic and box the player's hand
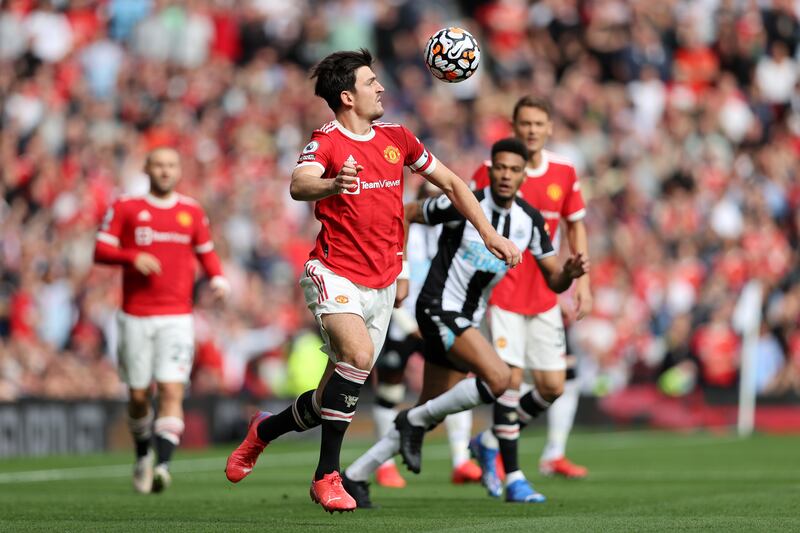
[334,160,362,194]
[563,253,590,280]
[484,233,521,268]
[574,283,593,321]
[133,253,161,276]
[394,278,409,308]
[210,276,231,301]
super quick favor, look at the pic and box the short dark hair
[512,95,552,122]
[491,137,529,162]
[310,49,374,112]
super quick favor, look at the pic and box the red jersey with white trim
[471,150,586,315]
[94,193,223,316]
[295,120,436,289]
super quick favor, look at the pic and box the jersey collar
[334,120,375,141]
[526,150,550,178]
[144,192,179,209]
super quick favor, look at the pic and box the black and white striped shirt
[417,187,555,325]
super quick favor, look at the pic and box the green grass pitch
[0,430,797,532]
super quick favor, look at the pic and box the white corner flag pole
[732,280,763,438]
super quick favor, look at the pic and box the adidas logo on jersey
[137,210,152,221]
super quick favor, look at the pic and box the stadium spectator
[0,0,799,414]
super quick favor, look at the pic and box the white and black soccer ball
[424,27,481,83]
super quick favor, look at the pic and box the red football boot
[451,459,482,484]
[539,456,588,479]
[310,472,357,513]
[225,411,271,483]
[376,462,406,488]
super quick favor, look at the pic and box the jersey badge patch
[335,295,349,304]
[303,141,319,154]
[383,145,401,164]
[546,184,562,201]
[176,211,193,227]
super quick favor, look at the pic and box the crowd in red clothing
[1,0,800,401]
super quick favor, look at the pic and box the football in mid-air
[424,27,481,83]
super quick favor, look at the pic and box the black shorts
[375,334,423,373]
[416,302,473,373]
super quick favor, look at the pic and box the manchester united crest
[383,145,401,164]
[176,211,193,227]
[546,184,563,201]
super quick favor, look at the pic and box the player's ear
[341,90,354,108]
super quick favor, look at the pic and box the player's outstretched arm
[424,162,521,267]
[537,253,590,294]
[566,219,592,319]
[290,160,361,201]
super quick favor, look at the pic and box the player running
[469,96,593,502]
[371,182,481,489]
[223,49,520,513]
[94,147,230,494]
[342,138,588,508]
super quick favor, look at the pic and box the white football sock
[372,404,399,468]
[541,379,580,462]
[480,428,500,449]
[407,378,489,428]
[346,428,401,482]
[444,410,472,467]
[505,470,525,486]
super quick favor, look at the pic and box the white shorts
[116,312,194,389]
[487,304,566,372]
[300,259,396,367]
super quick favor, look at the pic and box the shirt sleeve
[421,194,463,225]
[562,167,586,222]
[94,200,137,265]
[529,210,556,259]
[193,207,223,278]
[295,131,334,176]
[468,163,491,190]
[401,126,437,175]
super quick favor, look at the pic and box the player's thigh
[529,368,565,399]
[116,312,155,389]
[363,282,397,366]
[449,328,509,393]
[524,305,567,373]
[300,260,373,367]
[418,361,467,404]
[152,314,194,385]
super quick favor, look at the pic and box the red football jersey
[94,193,223,316]
[295,120,436,289]
[471,150,586,315]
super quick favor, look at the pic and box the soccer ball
[424,27,481,83]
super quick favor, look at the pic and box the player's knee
[537,382,563,402]
[340,349,373,371]
[128,390,150,413]
[485,364,511,398]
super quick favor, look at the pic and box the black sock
[135,438,150,459]
[128,411,153,459]
[153,417,184,466]
[518,388,552,429]
[493,390,521,473]
[154,436,176,466]
[257,389,321,443]
[315,362,369,480]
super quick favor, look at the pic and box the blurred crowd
[1,0,799,402]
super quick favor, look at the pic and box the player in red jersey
[224,49,520,513]
[94,147,229,494]
[469,96,593,500]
